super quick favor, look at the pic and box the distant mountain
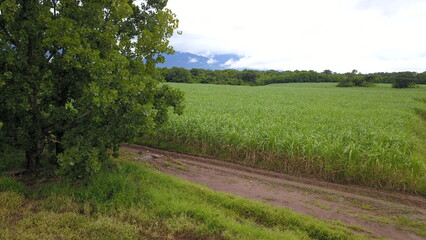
[157,51,241,70]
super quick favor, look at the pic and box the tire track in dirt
[123,144,426,240]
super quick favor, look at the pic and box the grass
[163,161,172,167]
[347,225,372,234]
[0,176,29,196]
[350,200,376,211]
[307,200,333,210]
[355,215,392,224]
[139,83,426,194]
[396,216,426,237]
[0,150,368,240]
[262,197,277,202]
[353,214,426,237]
[174,165,188,171]
[321,195,339,202]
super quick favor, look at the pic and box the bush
[165,67,193,83]
[336,81,354,87]
[0,148,25,172]
[337,74,375,88]
[360,81,375,87]
[0,177,28,196]
[393,72,417,88]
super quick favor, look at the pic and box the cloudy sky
[166,0,426,73]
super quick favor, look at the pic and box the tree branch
[77,111,91,120]
[46,49,57,63]
[0,19,19,47]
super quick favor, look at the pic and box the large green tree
[0,0,183,178]
[392,72,417,88]
[164,67,192,83]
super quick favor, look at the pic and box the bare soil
[123,144,426,240]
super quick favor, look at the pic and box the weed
[351,200,376,211]
[322,195,340,202]
[355,214,392,224]
[307,200,333,210]
[163,161,172,167]
[0,177,28,196]
[396,216,426,237]
[262,197,276,202]
[347,225,373,234]
[222,179,237,184]
[175,165,188,171]
[171,159,184,165]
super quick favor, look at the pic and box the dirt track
[123,144,426,240]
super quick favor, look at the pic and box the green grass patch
[139,83,426,194]
[0,177,29,196]
[355,215,392,224]
[396,216,426,237]
[175,165,188,171]
[0,151,368,240]
[163,161,172,167]
[307,200,333,210]
[347,225,372,234]
[350,200,376,211]
[171,159,184,165]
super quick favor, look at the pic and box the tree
[165,67,192,83]
[337,71,375,87]
[416,72,426,84]
[0,0,184,178]
[322,69,333,75]
[239,69,258,84]
[361,74,376,87]
[392,72,417,88]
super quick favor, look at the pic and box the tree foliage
[336,72,376,87]
[160,67,426,87]
[392,72,417,88]
[0,0,183,178]
[164,67,192,83]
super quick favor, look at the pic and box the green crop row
[140,83,426,194]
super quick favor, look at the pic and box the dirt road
[123,144,426,240]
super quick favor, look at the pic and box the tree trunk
[51,130,64,165]
[23,0,43,172]
[55,131,64,155]
[26,151,38,171]
[25,138,44,171]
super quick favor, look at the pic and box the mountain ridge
[157,51,241,70]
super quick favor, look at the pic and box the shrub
[393,72,417,88]
[0,177,28,196]
[337,81,354,87]
[337,74,375,87]
[0,147,26,172]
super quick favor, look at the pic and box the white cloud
[221,58,237,67]
[207,58,217,65]
[356,0,423,16]
[166,0,426,73]
[188,57,198,63]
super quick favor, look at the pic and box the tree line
[159,67,426,88]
